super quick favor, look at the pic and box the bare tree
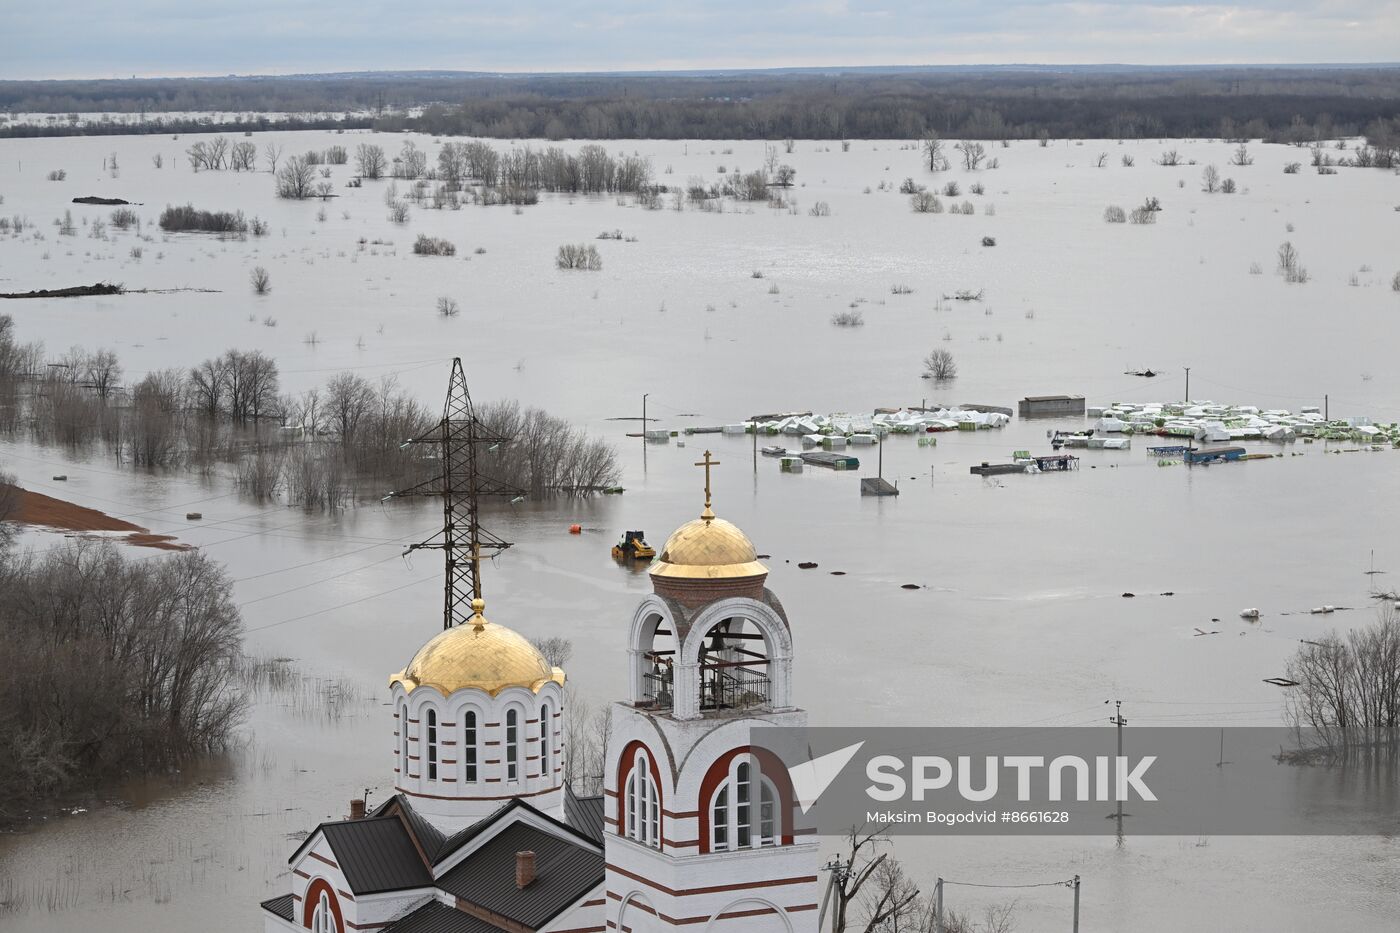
[1201,164,1220,193]
[189,356,230,417]
[857,857,924,932]
[922,134,949,172]
[355,143,387,180]
[1231,143,1254,166]
[1095,152,1108,168]
[775,164,797,187]
[923,348,958,381]
[263,141,284,173]
[83,348,122,399]
[323,371,376,442]
[0,469,18,549]
[956,140,987,171]
[250,266,271,295]
[1277,241,1308,282]
[910,191,943,213]
[829,825,910,933]
[1156,148,1182,166]
[1286,609,1400,755]
[275,155,316,199]
[230,141,258,171]
[531,636,573,668]
[564,688,613,796]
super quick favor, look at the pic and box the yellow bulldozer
[612,530,656,561]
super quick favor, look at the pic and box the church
[259,452,820,932]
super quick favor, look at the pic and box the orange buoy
[569,524,582,534]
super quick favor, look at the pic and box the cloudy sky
[3,1,1398,80]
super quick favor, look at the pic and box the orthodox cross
[695,449,720,518]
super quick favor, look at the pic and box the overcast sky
[3,1,1399,80]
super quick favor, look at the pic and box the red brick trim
[697,747,796,854]
[392,783,559,802]
[605,864,816,898]
[308,851,340,871]
[301,877,344,933]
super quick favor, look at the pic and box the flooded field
[1,130,1398,931]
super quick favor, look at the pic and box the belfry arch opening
[638,612,678,710]
[696,616,771,712]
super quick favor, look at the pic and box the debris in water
[901,583,921,590]
[1239,608,1261,619]
[72,195,133,205]
[798,561,818,569]
[1122,592,1136,598]
[1263,677,1300,687]
[1,282,124,299]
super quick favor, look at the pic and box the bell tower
[604,452,819,932]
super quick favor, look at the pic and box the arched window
[710,757,780,851]
[311,890,334,933]
[463,710,478,783]
[399,702,408,775]
[506,708,519,782]
[539,701,551,778]
[623,749,660,848]
[425,708,438,781]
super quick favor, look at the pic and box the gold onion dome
[390,598,565,696]
[649,508,768,581]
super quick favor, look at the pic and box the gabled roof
[318,817,434,894]
[436,822,604,930]
[563,786,605,846]
[382,901,501,933]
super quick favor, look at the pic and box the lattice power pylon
[391,358,522,630]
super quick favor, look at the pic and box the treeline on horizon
[3,68,1400,141]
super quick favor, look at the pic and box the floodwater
[1,130,1398,931]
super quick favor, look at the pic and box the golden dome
[649,515,768,580]
[389,598,565,696]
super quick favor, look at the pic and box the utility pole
[1110,700,1127,825]
[642,393,649,436]
[1183,366,1191,404]
[934,877,944,933]
[1072,875,1081,933]
[1324,393,1329,421]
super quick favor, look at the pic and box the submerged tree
[923,348,958,381]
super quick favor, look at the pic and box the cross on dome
[694,450,720,521]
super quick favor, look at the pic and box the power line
[942,879,1075,889]
[242,575,435,634]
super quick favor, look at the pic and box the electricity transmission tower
[389,357,522,630]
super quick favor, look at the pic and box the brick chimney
[515,851,537,889]
[349,798,366,819]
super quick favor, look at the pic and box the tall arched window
[311,890,334,933]
[539,701,552,778]
[624,749,660,848]
[399,702,409,776]
[425,708,438,780]
[506,708,519,782]
[710,757,780,852]
[463,710,478,783]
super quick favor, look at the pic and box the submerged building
[260,462,818,933]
